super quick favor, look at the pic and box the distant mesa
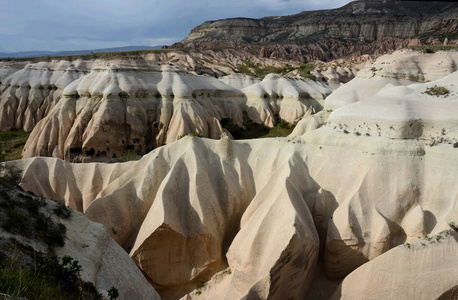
[170,0,458,61]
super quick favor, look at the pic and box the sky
[0,0,352,53]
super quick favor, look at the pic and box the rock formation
[334,229,458,300]
[4,46,458,300]
[57,210,161,300]
[0,180,159,299]
[172,0,458,61]
[0,60,89,131]
[0,55,339,162]
[6,48,458,299]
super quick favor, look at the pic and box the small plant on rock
[424,85,450,97]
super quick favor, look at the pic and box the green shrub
[0,129,30,161]
[108,286,120,300]
[424,85,450,97]
[2,208,29,234]
[177,131,203,140]
[221,114,296,139]
[53,202,72,219]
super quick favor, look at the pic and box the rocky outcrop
[57,210,161,300]
[0,50,358,164]
[21,63,246,162]
[0,181,159,300]
[7,50,458,299]
[172,0,458,61]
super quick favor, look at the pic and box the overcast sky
[0,0,352,53]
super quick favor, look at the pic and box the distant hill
[171,0,458,61]
[0,45,162,59]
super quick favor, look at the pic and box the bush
[53,202,72,219]
[177,131,203,140]
[0,164,22,184]
[424,85,450,97]
[108,286,120,300]
[221,114,296,139]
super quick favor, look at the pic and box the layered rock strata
[173,0,458,61]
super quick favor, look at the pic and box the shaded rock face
[8,49,458,299]
[173,0,458,60]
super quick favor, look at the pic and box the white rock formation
[242,74,331,126]
[21,64,246,162]
[218,74,261,89]
[5,49,458,299]
[325,49,458,110]
[334,230,458,300]
[0,58,333,162]
[0,182,160,300]
[0,60,89,131]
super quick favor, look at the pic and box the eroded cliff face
[0,60,90,131]
[6,50,458,299]
[1,53,344,162]
[173,0,458,61]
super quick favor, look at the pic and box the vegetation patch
[0,251,111,300]
[0,129,30,161]
[221,114,296,139]
[236,60,316,80]
[424,85,450,97]
[0,180,119,299]
[177,131,203,140]
[193,56,215,65]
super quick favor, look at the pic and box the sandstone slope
[334,229,458,300]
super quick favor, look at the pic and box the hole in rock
[70,147,82,154]
[85,148,95,156]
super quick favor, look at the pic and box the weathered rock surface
[57,210,161,300]
[0,181,160,300]
[334,229,458,300]
[0,60,89,131]
[173,0,458,61]
[242,74,330,126]
[0,55,338,162]
[6,50,458,299]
